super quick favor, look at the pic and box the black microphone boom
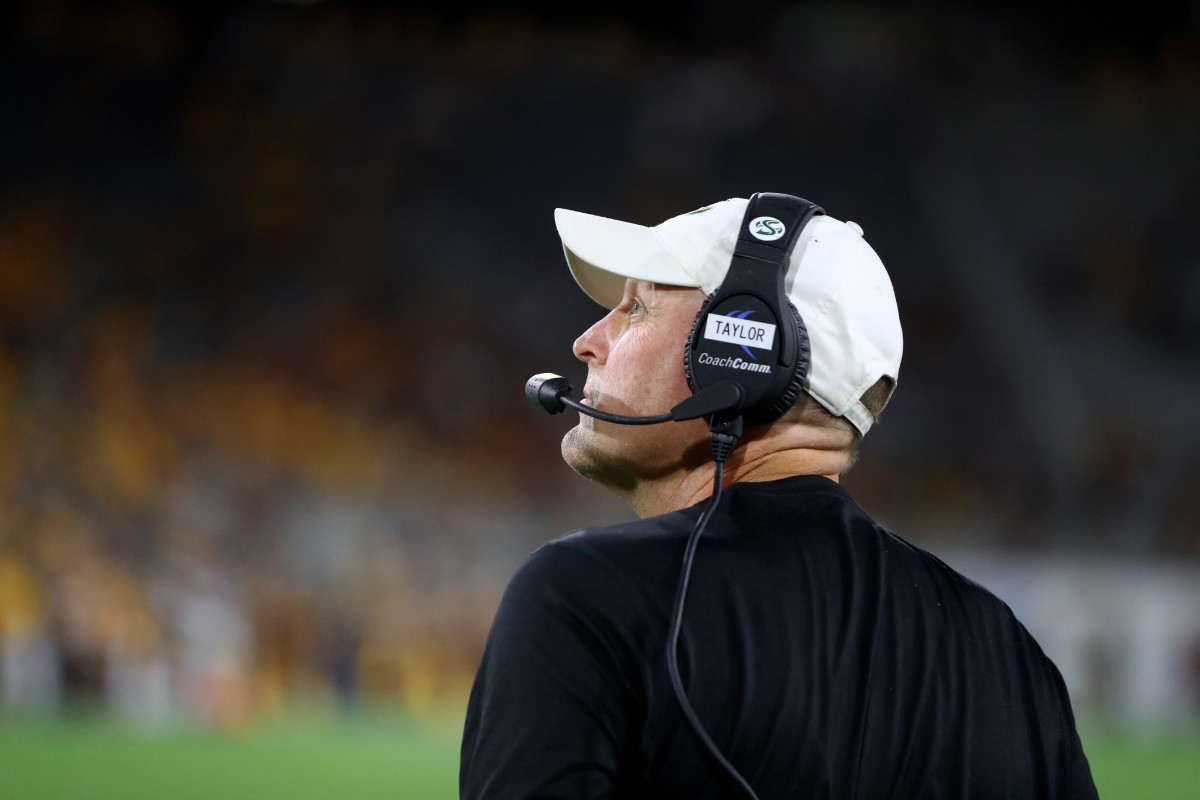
[525,373,743,425]
[559,395,672,425]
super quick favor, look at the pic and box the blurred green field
[0,709,462,800]
[0,712,1196,799]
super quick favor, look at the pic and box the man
[460,196,1097,799]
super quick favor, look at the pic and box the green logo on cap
[749,216,786,241]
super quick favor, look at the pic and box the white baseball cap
[554,197,902,435]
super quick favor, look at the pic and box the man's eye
[630,299,643,314]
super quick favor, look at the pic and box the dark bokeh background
[0,0,1197,730]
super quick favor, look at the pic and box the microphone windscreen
[525,373,572,415]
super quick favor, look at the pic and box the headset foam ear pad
[756,299,809,425]
[682,292,714,396]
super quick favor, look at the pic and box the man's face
[561,279,711,491]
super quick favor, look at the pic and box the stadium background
[0,1,1197,797]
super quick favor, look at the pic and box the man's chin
[560,424,637,492]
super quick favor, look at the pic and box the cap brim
[554,208,698,309]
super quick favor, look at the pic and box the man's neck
[624,441,846,519]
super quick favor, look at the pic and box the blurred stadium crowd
[0,1,1197,729]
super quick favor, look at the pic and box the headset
[526,193,824,799]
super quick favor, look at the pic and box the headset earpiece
[683,193,821,426]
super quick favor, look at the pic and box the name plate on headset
[703,312,776,351]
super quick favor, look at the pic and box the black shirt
[460,475,1097,799]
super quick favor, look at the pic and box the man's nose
[572,317,608,364]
